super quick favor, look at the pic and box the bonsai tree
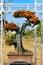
[4,10,40,53]
[13,10,40,52]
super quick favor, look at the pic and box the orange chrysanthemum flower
[13,10,40,25]
[4,22,18,31]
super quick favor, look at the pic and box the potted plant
[4,10,40,64]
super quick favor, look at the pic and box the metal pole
[34,0,37,65]
[34,27,37,65]
[1,0,4,65]
[41,1,43,65]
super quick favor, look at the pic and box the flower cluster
[13,10,40,24]
[4,22,18,31]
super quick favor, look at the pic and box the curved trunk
[20,22,29,52]
[20,35,25,52]
[16,22,31,53]
[20,35,29,52]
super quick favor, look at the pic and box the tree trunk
[20,35,26,52]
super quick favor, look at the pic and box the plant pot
[7,52,33,64]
